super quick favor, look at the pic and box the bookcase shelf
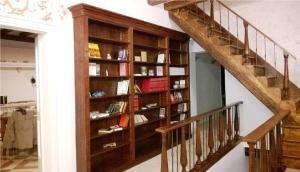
[171,100,189,105]
[91,128,129,140]
[91,142,130,158]
[71,4,190,172]
[90,94,129,100]
[89,58,129,63]
[134,43,166,51]
[170,87,188,91]
[134,61,166,66]
[89,36,130,45]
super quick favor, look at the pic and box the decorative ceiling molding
[0,0,68,22]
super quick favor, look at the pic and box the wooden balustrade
[209,0,214,35]
[243,110,290,172]
[156,101,242,172]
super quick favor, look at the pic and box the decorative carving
[0,0,68,22]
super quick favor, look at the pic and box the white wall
[0,40,36,102]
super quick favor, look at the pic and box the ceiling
[1,29,37,43]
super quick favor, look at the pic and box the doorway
[195,52,225,113]
[0,28,39,172]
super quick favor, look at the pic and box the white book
[156,66,163,76]
[140,115,148,122]
[141,51,147,62]
[157,53,165,63]
[180,113,186,121]
[89,63,97,76]
[169,67,185,76]
[179,80,185,88]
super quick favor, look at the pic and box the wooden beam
[148,0,172,5]
[164,0,206,11]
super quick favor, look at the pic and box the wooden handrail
[243,110,290,144]
[156,101,243,133]
[217,0,297,60]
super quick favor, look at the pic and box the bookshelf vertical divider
[128,26,135,161]
[70,4,190,172]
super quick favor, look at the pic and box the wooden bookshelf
[70,4,189,172]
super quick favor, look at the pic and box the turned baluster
[209,0,215,35]
[269,129,277,172]
[227,108,233,143]
[243,21,250,64]
[218,111,224,150]
[260,137,267,172]
[180,126,187,172]
[248,143,256,172]
[196,120,202,164]
[161,132,169,172]
[234,105,240,140]
[281,53,290,100]
[208,115,214,157]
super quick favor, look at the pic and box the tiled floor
[0,143,38,172]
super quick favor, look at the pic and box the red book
[119,114,129,128]
[134,95,139,111]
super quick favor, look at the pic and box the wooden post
[243,20,250,64]
[269,129,277,172]
[180,126,187,172]
[248,143,256,172]
[234,105,240,140]
[161,132,169,172]
[281,53,290,100]
[260,137,267,172]
[196,120,202,163]
[208,116,214,157]
[276,123,283,171]
[209,0,215,35]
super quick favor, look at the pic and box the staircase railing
[243,110,290,172]
[156,101,243,172]
[167,0,299,100]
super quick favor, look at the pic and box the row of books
[134,52,165,64]
[170,91,183,103]
[177,103,188,113]
[173,80,186,89]
[89,42,128,61]
[134,114,148,125]
[89,63,128,76]
[97,114,129,136]
[107,101,127,114]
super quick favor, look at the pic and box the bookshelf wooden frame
[70,4,190,172]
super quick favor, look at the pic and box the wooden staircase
[158,0,300,169]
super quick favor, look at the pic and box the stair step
[211,28,227,36]
[266,76,278,87]
[253,65,266,76]
[296,98,300,113]
[284,126,300,141]
[282,156,300,169]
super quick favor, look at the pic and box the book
[135,56,141,62]
[180,113,186,121]
[88,43,101,59]
[119,114,129,128]
[141,51,147,62]
[169,67,185,76]
[107,101,127,114]
[179,80,185,88]
[134,84,142,93]
[89,63,100,76]
[157,53,165,63]
[119,63,128,76]
[117,80,129,95]
[134,95,139,111]
[118,49,128,61]
[159,108,165,118]
[156,66,163,76]
[134,114,148,125]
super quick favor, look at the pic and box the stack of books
[170,91,183,103]
[134,114,148,125]
[141,77,168,92]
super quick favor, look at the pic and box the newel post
[161,132,169,172]
[209,0,215,35]
[281,52,290,100]
[243,20,250,64]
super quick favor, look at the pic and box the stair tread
[223,45,243,50]
[253,65,265,68]
[266,76,277,79]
